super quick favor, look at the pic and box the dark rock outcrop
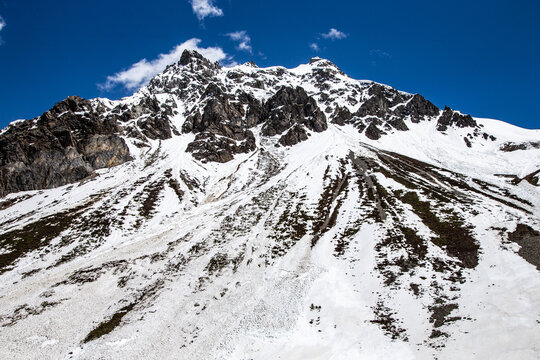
[365,121,384,140]
[106,97,174,141]
[335,84,475,138]
[261,86,327,137]
[332,85,441,136]
[146,50,221,104]
[330,106,353,126]
[182,85,260,136]
[387,118,409,131]
[80,134,132,168]
[356,84,408,119]
[182,84,259,162]
[0,96,132,197]
[183,85,327,162]
[183,90,243,136]
[238,92,264,128]
[179,50,220,70]
[508,224,540,270]
[436,106,477,131]
[186,131,256,163]
[278,124,309,146]
[500,141,540,152]
[137,116,172,140]
[394,94,440,123]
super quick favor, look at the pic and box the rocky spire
[179,50,220,70]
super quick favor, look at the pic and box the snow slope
[0,53,539,360]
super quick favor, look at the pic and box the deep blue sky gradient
[0,0,539,129]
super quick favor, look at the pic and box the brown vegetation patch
[401,192,479,269]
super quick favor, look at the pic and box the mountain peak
[309,56,338,68]
[178,49,220,70]
[179,49,204,65]
[242,60,258,68]
[307,56,345,76]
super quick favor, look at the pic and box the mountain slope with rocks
[0,50,539,360]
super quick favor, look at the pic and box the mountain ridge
[1,50,537,197]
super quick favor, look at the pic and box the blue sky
[0,0,539,129]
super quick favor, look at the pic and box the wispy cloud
[99,38,227,91]
[369,49,391,66]
[0,16,6,44]
[321,28,347,40]
[226,30,252,53]
[190,0,223,21]
[370,49,391,59]
[310,43,320,52]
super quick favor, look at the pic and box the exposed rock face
[106,97,175,141]
[80,134,132,168]
[238,92,265,128]
[278,124,309,146]
[137,116,172,140]
[500,141,540,152]
[508,224,540,270]
[183,85,326,161]
[133,97,174,140]
[356,84,408,119]
[186,131,256,163]
[365,121,384,140]
[436,106,477,131]
[330,106,353,126]
[394,94,440,123]
[307,58,347,92]
[146,50,483,162]
[182,84,259,162]
[179,49,221,71]
[386,117,409,132]
[146,50,221,104]
[183,84,246,136]
[0,96,132,197]
[262,86,327,136]
[330,84,441,138]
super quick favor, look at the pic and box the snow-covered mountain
[0,50,539,359]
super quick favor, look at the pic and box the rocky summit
[0,50,539,359]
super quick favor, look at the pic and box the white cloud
[190,0,223,21]
[99,38,227,91]
[321,28,347,40]
[0,16,5,45]
[310,43,320,52]
[226,30,252,53]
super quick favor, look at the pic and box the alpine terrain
[0,50,539,359]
